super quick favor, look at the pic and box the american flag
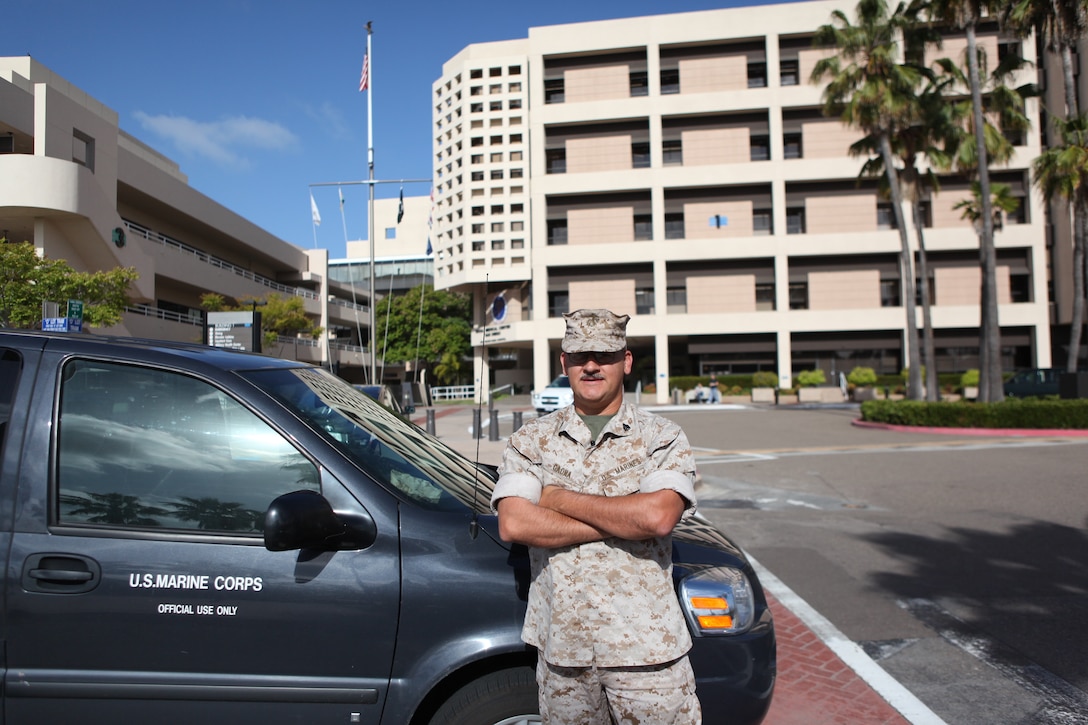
[359,53,369,92]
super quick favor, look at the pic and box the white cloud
[300,101,352,141]
[133,112,298,169]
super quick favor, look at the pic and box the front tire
[427,667,540,725]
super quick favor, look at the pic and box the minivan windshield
[242,367,493,512]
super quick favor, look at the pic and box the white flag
[310,192,322,226]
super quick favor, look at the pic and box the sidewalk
[412,398,946,725]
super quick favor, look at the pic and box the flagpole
[365,21,377,385]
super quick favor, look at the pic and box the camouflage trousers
[536,655,701,724]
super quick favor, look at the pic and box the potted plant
[796,369,826,403]
[960,369,979,400]
[847,366,879,401]
[750,371,778,403]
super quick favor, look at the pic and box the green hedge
[860,398,1088,429]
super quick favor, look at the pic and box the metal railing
[124,304,202,326]
[431,385,475,400]
[123,220,318,300]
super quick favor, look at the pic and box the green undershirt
[579,413,616,444]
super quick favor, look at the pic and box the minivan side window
[57,359,319,534]
[0,348,21,454]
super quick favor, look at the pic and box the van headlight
[679,567,755,636]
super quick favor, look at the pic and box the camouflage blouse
[492,402,697,668]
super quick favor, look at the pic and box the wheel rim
[492,717,541,725]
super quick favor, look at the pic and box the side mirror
[263,490,375,552]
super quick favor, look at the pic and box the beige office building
[430,0,1060,401]
[0,56,376,378]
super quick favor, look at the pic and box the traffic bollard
[426,408,435,435]
[489,409,499,441]
[473,408,483,439]
[512,411,523,432]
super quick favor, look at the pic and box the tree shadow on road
[861,517,1088,687]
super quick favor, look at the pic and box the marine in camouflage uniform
[492,309,701,724]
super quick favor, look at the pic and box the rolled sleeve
[490,472,543,513]
[640,469,698,520]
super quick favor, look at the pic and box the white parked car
[531,374,573,413]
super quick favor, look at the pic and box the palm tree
[1033,114,1088,370]
[922,0,1006,401]
[853,71,951,400]
[812,0,926,399]
[1005,0,1088,371]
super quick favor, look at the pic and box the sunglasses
[565,350,627,366]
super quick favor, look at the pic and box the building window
[490,67,502,77]
[510,168,524,178]
[634,214,653,240]
[666,286,687,313]
[546,148,567,174]
[471,103,483,113]
[72,129,95,171]
[780,59,799,86]
[750,134,770,161]
[663,139,683,165]
[385,227,396,240]
[665,213,685,239]
[753,209,773,235]
[491,204,504,214]
[471,137,483,147]
[471,171,484,181]
[547,219,568,245]
[511,239,525,249]
[783,133,803,159]
[877,204,897,230]
[632,142,651,168]
[629,70,649,97]
[511,203,524,213]
[472,206,484,216]
[755,283,776,310]
[509,65,521,75]
[471,154,483,164]
[548,291,570,317]
[510,150,523,161]
[510,98,522,109]
[491,240,505,250]
[470,69,483,79]
[788,282,808,310]
[472,241,485,251]
[511,220,524,231]
[747,61,767,88]
[545,77,565,104]
[491,169,504,180]
[635,288,654,315]
[470,86,482,96]
[786,207,805,234]
[660,67,680,94]
[490,101,503,111]
[510,133,523,143]
[509,82,522,92]
[881,279,901,307]
[471,223,484,233]
[490,135,502,145]
[489,84,502,94]
[491,222,504,233]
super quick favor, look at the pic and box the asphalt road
[664,405,1088,725]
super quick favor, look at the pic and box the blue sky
[8,0,793,260]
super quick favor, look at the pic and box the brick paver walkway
[763,592,910,725]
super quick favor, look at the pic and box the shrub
[847,366,878,387]
[960,369,979,388]
[751,371,779,388]
[860,398,1088,429]
[795,369,826,388]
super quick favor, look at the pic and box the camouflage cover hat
[561,308,630,353]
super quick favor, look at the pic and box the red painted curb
[852,418,1088,437]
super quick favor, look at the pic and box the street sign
[67,299,84,333]
[42,317,70,332]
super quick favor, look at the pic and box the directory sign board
[206,311,262,353]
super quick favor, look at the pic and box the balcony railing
[123,219,317,300]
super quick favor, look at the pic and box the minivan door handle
[22,554,101,594]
